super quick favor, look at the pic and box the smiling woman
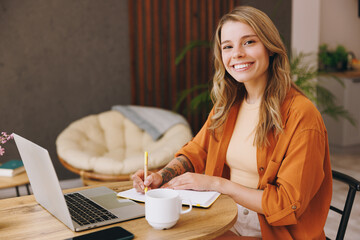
[132,6,332,240]
[210,8,301,150]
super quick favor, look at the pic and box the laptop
[13,133,145,232]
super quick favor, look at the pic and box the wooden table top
[0,181,238,240]
[0,171,29,189]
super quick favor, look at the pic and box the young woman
[132,6,332,239]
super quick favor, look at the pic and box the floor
[0,145,359,239]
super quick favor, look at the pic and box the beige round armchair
[56,107,192,184]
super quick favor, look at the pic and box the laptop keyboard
[65,192,118,226]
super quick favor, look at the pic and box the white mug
[145,188,192,230]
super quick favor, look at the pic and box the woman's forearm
[215,177,264,214]
[158,155,195,185]
[157,158,264,214]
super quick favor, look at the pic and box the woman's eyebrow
[220,40,231,45]
[241,34,257,39]
[221,34,258,45]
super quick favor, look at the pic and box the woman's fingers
[162,172,193,189]
[162,173,215,191]
[131,170,145,192]
[131,170,163,193]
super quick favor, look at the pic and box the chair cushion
[56,110,193,175]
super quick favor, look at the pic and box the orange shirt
[176,88,332,240]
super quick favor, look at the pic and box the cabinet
[319,71,360,146]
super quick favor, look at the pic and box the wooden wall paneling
[177,0,185,106]
[200,0,210,123]
[161,0,169,109]
[128,0,242,132]
[152,0,161,107]
[169,0,177,109]
[191,0,199,129]
[207,0,214,81]
[184,0,192,125]
[128,0,136,104]
[144,0,153,105]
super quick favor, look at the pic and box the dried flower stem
[0,132,14,156]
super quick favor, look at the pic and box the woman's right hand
[131,169,163,193]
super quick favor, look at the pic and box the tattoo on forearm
[161,167,176,185]
[178,157,194,172]
[160,157,194,185]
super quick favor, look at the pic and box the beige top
[226,99,260,189]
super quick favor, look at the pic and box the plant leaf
[173,84,209,112]
[175,40,211,65]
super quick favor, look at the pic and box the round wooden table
[118,195,238,240]
[0,181,238,240]
[106,182,239,239]
[0,171,30,196]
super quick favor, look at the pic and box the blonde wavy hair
[210,6,300,147]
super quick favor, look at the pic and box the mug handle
[180,199,192,214]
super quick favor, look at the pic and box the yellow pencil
[144,151,148,193]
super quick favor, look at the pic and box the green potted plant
[318,44,348,72]
[291,52,355,125]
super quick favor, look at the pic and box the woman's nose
[232,47,245,58]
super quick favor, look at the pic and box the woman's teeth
[234,63,251,70]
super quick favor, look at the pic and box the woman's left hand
[161,172,221,192]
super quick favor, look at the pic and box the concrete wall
[0,0,131,179]
[291,0,321,56]
[320,0,360,58]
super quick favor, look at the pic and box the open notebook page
[117,188,221,208]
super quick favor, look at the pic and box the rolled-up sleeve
[175,109,214,173]
[175,140,207,173]
[262,128,326,226]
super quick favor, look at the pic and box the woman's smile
[232,62,254,71]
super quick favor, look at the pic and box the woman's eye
[244,40,255,46]
[222,45,232,50]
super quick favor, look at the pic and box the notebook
[13,133,145,232]
[118,188,221,208]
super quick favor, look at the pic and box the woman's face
[220,21,270,86]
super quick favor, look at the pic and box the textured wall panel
[128,0,241,132]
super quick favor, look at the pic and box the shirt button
[259,167,264,172]
[243,209,249,215]
[292,205,297,210]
